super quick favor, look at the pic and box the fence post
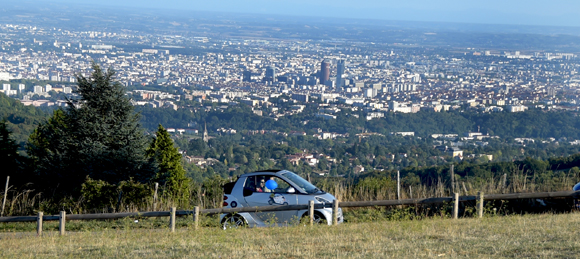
[502,174,507,193]
[170,207,176,233]
[59,211,66,236]
[332,199,339,225]
[37,212,43,236]
[1,176,9,217]
[450,164,455,194]
[193,206,200,229]
[397,171,400,200]
[478,192,484,218]
[153,182,159,211]
[453,193,459,219]
[308,200,314,226]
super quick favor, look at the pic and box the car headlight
[315,196,331,204]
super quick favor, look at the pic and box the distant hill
[0,93,48,147]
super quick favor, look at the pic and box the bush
[81,177,152,212]
[81,177,118,211]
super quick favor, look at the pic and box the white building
[316,113,336,120]
[392,132,415,136]
[508,105,528,112]
[363,88,377,98]
[34,85,44,94]
[0,72,10,81]
[366,112,384,120]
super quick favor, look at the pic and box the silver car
[220,170,343,228]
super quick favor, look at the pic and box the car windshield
[281,171,321,194]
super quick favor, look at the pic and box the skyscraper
[320,60,330,85]
[243,70,252,82]
[336,60,345,88]
[265,66,276,82]
[216,54,222,65]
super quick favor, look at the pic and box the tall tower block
[320,60,330,85]
[265,66,276,82]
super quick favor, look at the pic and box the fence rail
[1,190,579,235]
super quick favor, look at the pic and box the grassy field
[1,213,580,258]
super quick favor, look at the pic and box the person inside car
[256,178,266,192]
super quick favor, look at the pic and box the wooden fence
[1,190,579,236]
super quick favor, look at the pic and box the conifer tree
[147,124,191,205]
[27,63,154,194]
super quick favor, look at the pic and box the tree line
[137,100,580,140]
[1,64,190,213]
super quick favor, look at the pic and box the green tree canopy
[0,93,48,147]
[147,124,190,205]
[27,63,154,195]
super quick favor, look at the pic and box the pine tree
[147,124,190,206]
[27,63,154,194]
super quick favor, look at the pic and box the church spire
[203,122,208,143]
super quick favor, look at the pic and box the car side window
[261,175,291,193]
[243,176,257,191]
[243,175,271,193]
[244,175,293,193]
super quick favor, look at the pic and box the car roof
[239,169,291,178]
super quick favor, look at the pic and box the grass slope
[1,213,579,258]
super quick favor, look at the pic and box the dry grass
[2,169,578,217]
[318,170,580,203]
[1,213,580,258]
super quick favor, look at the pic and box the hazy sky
[41,0,580,27]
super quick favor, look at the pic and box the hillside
[0,93,48,147]
[137,104,580,139]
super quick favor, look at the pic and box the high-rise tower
[242,70,252,82]
[320,60,330,85]
[265,66,276,82]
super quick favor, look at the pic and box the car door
[243,175,299,225]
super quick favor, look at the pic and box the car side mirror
[287,187,295,193]
[243,188,253,197]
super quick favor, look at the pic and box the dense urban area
[1,4,580,209]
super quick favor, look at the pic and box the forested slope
[0,93,48,147]
[137,104,580,139]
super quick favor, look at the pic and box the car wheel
[312,213,325,224]
[222,214,246,230]
[302,212,326,225]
